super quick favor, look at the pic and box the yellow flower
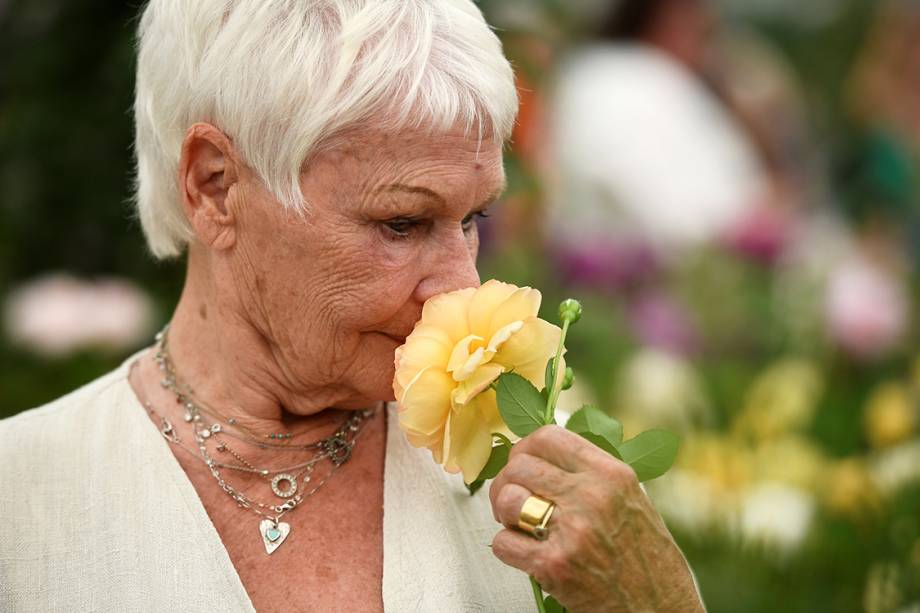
[393,280,562,483]
[733,359,823,442]
[750,436,826,491]
[822,458,882,519]
[864,382,917,449]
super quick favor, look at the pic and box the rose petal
[488,286,542,337]
[442,391,497,483]
[421,287,476,342]
[447,334,484,375]
[405,425,445,450]
[451,362,505,406]
[394,326,453,393]
[491,316,563,387]
[456,347,491,382]
[468,280,519,338]
[486,320,524,354]
[398,366,454,440]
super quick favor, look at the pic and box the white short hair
[134,0,519,259]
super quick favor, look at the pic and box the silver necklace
[144,328,379,554]
[146,400,374,554]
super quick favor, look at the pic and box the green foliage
[496,372,546,437]
[543,594,565,613]
[560,367,574,391]
[544,357,555,396]
[467,435,512,495]
[565,405,624,446]
[566,406,679,480]
[616,430,681,483]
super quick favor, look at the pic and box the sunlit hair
[133,0,518,259]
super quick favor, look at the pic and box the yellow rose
[393,280,563,483]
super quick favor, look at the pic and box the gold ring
[518,494,556,541]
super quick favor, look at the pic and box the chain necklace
[155,326,330,449]
[144,326,380,554]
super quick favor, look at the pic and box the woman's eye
[383,210,490,240]
[462,210,491,232]
[383,218,422,239]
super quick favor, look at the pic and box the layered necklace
[142,325,379,555]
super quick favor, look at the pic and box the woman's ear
[178,123,240,251]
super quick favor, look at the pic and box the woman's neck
[156,256,373,445]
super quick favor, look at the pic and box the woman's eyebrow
[375,184,446,207]
[480,179,507,208]
[375,180,507,211]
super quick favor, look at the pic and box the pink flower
[825,257,908,360]
[722,205,793,266]
[4,274,155,357]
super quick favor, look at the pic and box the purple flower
[628,291,699,356]
[553,240,659,290]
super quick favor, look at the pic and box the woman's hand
[489,425,705,613]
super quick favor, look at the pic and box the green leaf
[496,372,547,437]
[493,432,514,451]
[543,357,555,395]
[578,431,622,460]
[466,479,485,495]
[617,429,680,482]
[565,405,623,446]
[477,439,511,481]
[543,595,565,613]
[466,433,515,496]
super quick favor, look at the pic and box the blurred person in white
[546,0,832,276]
[0,1,706,612]
[547,0,768,263]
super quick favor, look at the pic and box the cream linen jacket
[0,353,535,612]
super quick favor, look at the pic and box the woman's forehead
[309,127,506,205]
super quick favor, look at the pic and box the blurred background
[1,0,920,610]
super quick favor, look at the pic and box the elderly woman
[0,1,705,611]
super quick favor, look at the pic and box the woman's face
[218,127,505,410]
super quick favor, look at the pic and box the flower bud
[561,367,574,390]
[558,299,582,324]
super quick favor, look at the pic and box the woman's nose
[413,236,481,304]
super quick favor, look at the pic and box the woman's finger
[512,424,613,473]
[489,451,570,520]
[490,527,543,578]
[492,528,570,593]
[492,481,564,530]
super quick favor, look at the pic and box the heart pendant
[259,519,291,555]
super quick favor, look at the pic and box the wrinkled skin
[162,123,501,430]
[490,426,705,612]
[134,121,703,611]
[131,122,502,611]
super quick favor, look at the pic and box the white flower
[869,441,920,496]
[4,274,155,357]
[614,348,711,432]
[739,482,815,555]
[645,469,728,532]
